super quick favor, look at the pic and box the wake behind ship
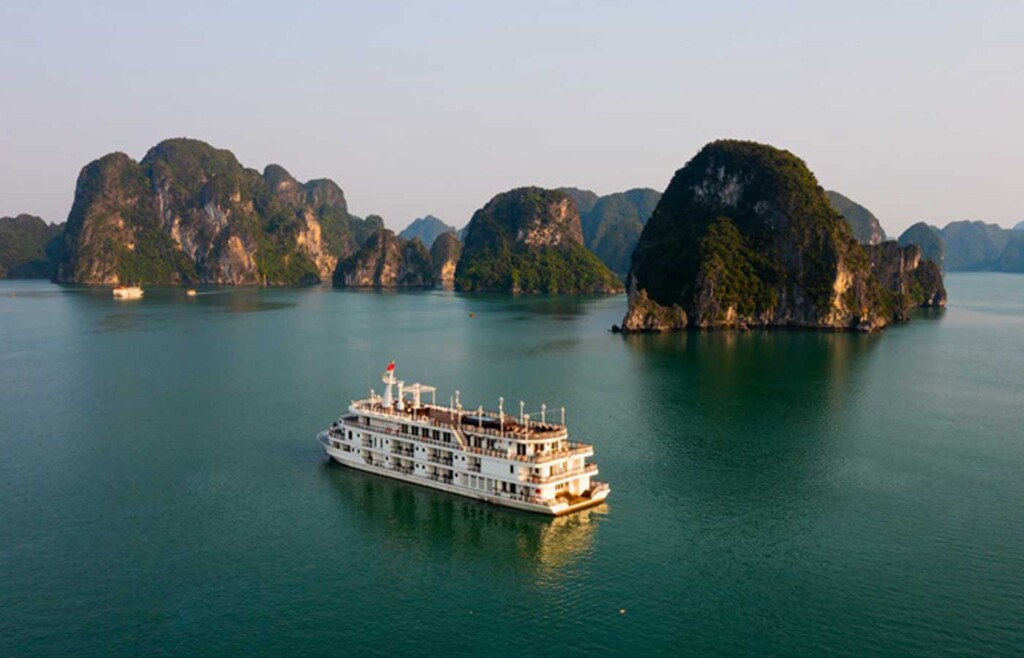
[317,362,609,515]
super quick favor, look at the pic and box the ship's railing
[342,418,592,465]
[527,462,598,484]
[530,443,594,464]
[490,491,557,507]
[351,401,568,440]
[427,455,454,466]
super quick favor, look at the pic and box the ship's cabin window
[401,424,408,434]
[411,427,419,436]
[516,443,526,456]
[509,465,514,474]
[433,429,441,441]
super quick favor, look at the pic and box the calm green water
[1,275,1022,656]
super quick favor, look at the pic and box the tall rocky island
[0,214,64,278]
[430,231,462,286]
[332,228,435,287]
[455,187,623,293]
[618,140,945,333]
[56,138,381,285]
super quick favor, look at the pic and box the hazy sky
[2,1,1022,235]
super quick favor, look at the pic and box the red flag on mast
[386,361,395,372]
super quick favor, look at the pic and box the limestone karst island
[3,137,954,334]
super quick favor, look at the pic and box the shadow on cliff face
[318,462,604,583]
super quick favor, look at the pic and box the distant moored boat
[112,285,143,299]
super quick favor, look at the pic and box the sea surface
[1,274,1022,656]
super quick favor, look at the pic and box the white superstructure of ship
[317,362,609,516]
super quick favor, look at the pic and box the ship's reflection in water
[322,462,605,582]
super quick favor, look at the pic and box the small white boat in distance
[318,361,610,516]
[186,289,198,297]
[112,285,144,299]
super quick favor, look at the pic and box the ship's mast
[382,363,396,408]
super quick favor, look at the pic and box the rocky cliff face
[619,140,943,333]
[430,231,462,286]
[558,188,600,216]
[455,187,622,293]
[332,229,434,287]
[826,190,886,245]
[865,241,947,313]
[898,223,945,268]
[0,214,64,278]
[57,138,371,285]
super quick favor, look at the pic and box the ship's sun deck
[352,399,567,439]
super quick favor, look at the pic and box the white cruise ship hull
[318,430,609,516]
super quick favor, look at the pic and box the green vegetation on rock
[620,140,945,332]
[455,187,623,294]
[333,228,435,287]
[430,231,462,285]
[826,190,886,245]
[58,138,373,285]
[0,215,64,278]
[898,223,945,268]
[572,188,661,277]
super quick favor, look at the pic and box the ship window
[509,465,514,474]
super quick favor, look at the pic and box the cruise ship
[317,362,609,515]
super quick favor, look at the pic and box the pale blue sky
[1,1,1022,234]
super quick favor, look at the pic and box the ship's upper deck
[351,397,569,441]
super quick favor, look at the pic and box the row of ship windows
[355,433,578,479]
[330,445,569,496]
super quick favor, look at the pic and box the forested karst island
[6,135,1019,304]
[617,140,945,333]
[332,228,435,288]
[54,139,382,285]
[0,214,64,278]
[454,187,623,294]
